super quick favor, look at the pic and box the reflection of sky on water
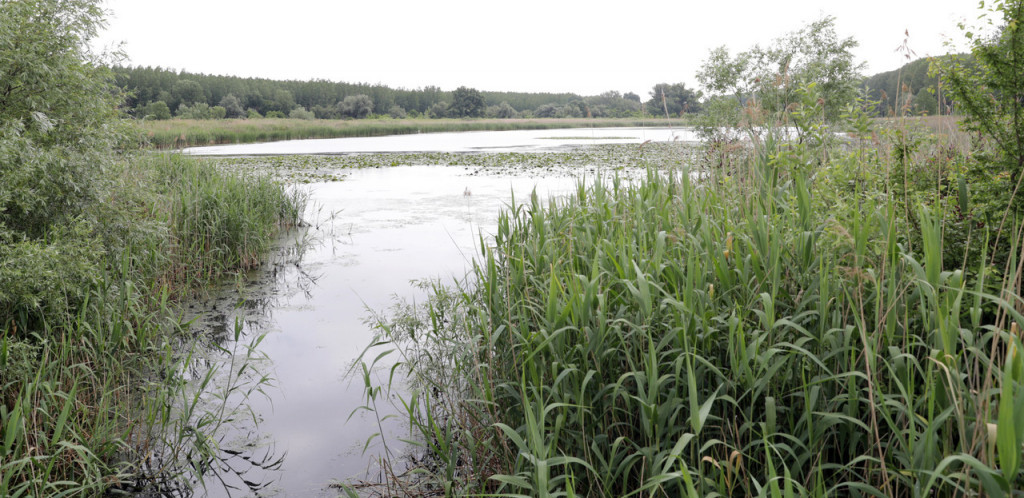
[184,127,697,156]
[190,165,619,496]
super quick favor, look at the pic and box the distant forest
[113,66,697,120]
[112,65,712,120]
[116,59,964,122]
[861,56,964,116]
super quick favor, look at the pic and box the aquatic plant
[353,92,1024,496]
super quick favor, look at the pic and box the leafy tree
[624,92,641,103]
[311,104,336,119]
[696,16,863,122]
[268,89,295,113]
[0,0,125,240]
[247,108,263,119]
[219,93,245,118]
[490,101,517,119]
[0,0,127,325]
[451,86,485,117]
[172,79,205,107]
[143,101,171,120]
[646,83,702,116]
[935,0,1024,216]
[338,94,374,119]
[210,105,227,119]
[288,107,315,120]
[534,103,559,118]
[176,102,214,119]
[427,101,450,119]
[585,91,641,118]
[388,105,407,119]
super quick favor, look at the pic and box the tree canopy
[696,16,863,122]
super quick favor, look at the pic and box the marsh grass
[139,118,691,149]
[0,152,304,496]
[353,98,1024,496]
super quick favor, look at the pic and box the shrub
[388,105,407,119]
[143,100,171,120]
[288,106,316,120]
[176,102,213,119]
[427,101,450,119]
[218,94,245,118]
[338,94,373,119]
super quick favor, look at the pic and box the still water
[180,128,682,496]
[183,126,695,155]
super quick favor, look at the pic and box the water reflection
[184,127,696,156]
[162,156,677,496]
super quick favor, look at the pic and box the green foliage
[143,100,171,120]
[171,79,204,107]
[646,83,702,116]
[696,16,864,122]
[268,88,295,114]
[387,104,407,119]
[0,1,305,494]
[451,86,486,118]
[583,91,641,118]
[427,101,450,119]
[862,56,954,116]
[363,120,1024,496]
[218,93,245,118]
[288,106,316,120]
[487,101,517,119]
[935,0,1024,216]
[534,103,558,118]
[176,102,215,119]
[338,94,373,119]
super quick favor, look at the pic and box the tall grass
[357,102,1024,496]
[139,118,691,149]
[0,152,304,496]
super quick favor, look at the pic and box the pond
[177,128,694,496]
[183,126,696,155]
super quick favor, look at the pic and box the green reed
[1,152,304,496]
[357,104,1024,496]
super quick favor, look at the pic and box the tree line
[113,65,700,121]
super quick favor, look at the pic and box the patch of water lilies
[200,143,701,184]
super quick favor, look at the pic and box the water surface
[193,165,609,496]
[184,126,695,156]
[178,129,688,496]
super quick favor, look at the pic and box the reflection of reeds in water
[0,152,305,497]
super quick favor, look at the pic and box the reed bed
[0,152,304,496]
[139,118,690,149]
[358,113,1024,496]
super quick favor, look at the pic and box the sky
[92,0,981,98]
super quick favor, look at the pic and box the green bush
[143,100,172,120]
[288,106,316,120]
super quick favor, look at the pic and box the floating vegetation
[200,143,700,183]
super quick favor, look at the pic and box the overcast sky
[92,0,980,98]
